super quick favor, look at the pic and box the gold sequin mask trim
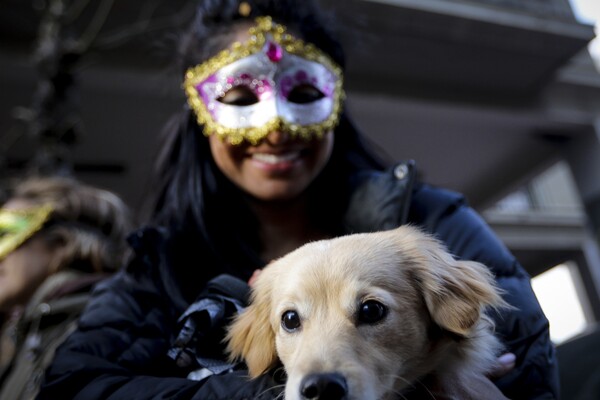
[183,16,345,145]
[0,205,53,261]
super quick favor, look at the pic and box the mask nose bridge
[271,65,292,125]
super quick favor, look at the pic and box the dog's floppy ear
[225,268,278,377]
[409,231,505,337]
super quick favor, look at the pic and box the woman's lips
[251,151,301,164]
[249,150,304,172]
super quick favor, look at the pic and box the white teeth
[252,152,300,164]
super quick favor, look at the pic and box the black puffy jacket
[38,163,558,399]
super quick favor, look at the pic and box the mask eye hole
[218,85,259,106]
[358,300,387,325]
[281,310,302,332]
[287,83,324,104]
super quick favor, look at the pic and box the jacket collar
[344,160,415,233]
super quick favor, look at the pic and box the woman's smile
[209,131,333,201]
[248,149,306,173]
[250,150,302,164]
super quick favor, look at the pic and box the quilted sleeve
[38,271,282,400]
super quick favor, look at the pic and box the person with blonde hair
[0,176,132,400]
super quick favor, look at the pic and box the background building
[1,0,599,398]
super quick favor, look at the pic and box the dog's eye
[358,300,387,324]
[281,310,302,332]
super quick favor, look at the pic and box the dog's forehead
[276,234,410,288]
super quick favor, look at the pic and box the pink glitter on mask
[266,41,283,63]
[295,70,308,81]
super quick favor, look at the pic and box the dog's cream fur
[226,226,506,400]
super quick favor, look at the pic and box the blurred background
[1,0,599,397]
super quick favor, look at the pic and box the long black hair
[150,0,388,301]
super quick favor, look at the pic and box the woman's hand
[489,353,517,379]
[248,269,262,287]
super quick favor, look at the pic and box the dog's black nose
[300,372,348,400]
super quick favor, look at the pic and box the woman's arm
[38,271,282,400]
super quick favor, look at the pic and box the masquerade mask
[0,205,53,261]
[184,16,344,145]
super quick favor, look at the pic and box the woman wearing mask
[40,1,557,399]
[0,176,132,400]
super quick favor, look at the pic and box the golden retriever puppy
[226,226,507,400]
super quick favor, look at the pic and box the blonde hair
[11,176,133,274]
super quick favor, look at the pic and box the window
[531,263,591,344]
[569,0,600,71]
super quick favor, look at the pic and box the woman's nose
[264,130,291,146]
